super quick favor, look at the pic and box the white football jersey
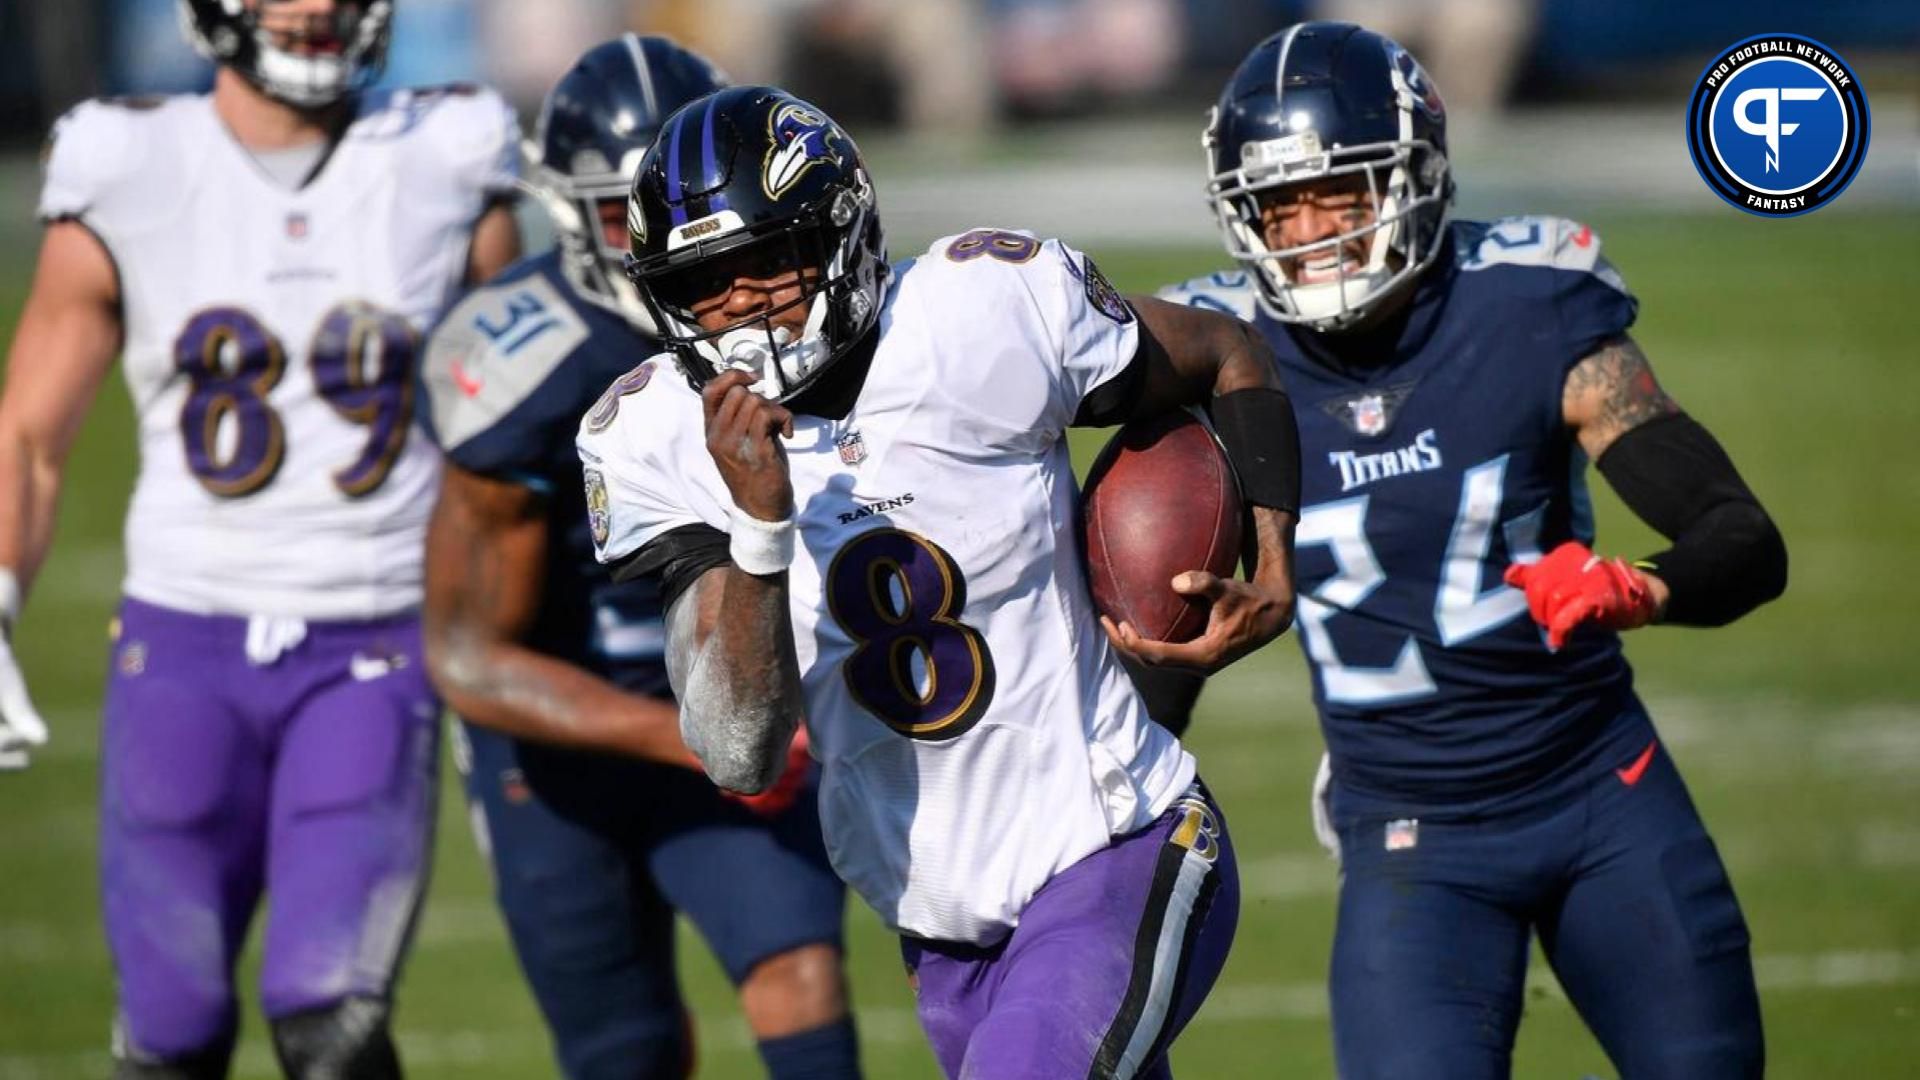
[579,231,1196,944]
[38,87,518,619]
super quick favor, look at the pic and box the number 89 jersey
[37,88,518,619]
[582,231,1196,945]
[1165,217,1645,813]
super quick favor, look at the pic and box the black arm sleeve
[1595,412,1787,627]
[610,523,731,610]
[1209,387,1302,514]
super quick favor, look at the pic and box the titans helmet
[177,0,393,108]
[526,35,729,334]
[1205,21,1453,331]
[624,86,886,403]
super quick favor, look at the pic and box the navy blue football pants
[458,722,847,1080]
[1327,738,1763,1079]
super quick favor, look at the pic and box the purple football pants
[100,598,440,1061]
[901,781,1239,1080]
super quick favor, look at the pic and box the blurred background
[1,1,1918,1077]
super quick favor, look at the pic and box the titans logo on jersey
[421,252,670,692]
[1164,216,1643,812]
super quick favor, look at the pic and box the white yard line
[3,946,1914,1075]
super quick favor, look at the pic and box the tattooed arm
[421,463,699,767]
[1559,333,1786,626]
[1561,334,1681,460]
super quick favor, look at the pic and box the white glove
[1310,751,1339,862]
[0,569,49,771]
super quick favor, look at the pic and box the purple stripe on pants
[902,781,1239,1080]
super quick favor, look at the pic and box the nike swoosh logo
[350,652,406,682]
[450,359,484,398]
[1616,739,1658,787]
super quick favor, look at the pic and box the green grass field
[2,211,1917,1078]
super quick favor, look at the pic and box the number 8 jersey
[580,232,1196,945]
[37,88,518,619]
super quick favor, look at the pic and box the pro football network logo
[1686,34,1870,217]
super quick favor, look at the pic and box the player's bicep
[1561,333,1682,460]
[1,221,122,460]
[423,463,548,651]
[1076,294,1274,425]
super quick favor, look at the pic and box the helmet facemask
[522,143,660,335]
[179,0,393,109]
[1207,126,1450,332]
[630,174,885,403]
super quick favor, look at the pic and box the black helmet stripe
[665,95,732,226]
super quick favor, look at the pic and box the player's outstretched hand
[701,369,795,522]
[0,631,49,772]
[1102,569,1293,674]
[722,726,813,818]
[1503,540,1657,651]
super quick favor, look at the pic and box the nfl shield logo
[286,213,308,240]
[1352,394,1387,436]
[1385,818,1419,851]
[837,430,867,466]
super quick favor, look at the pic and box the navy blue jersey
[420,251,668,693]
[1163,217,1647,809]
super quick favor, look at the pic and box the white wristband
[729,513,796,576]
[0,567,20,627]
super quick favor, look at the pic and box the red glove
[723,726,814,818]
[1503,541,1657,651]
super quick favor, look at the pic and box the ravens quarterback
[1156,21,1787,1079]
[578,85,1307,1078]
[418,38,859,1080]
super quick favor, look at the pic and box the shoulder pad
[37,97,167,220]
[422,272,591,452]
[1155,269,1260,322]
[1459,216,1600,273]
[1458,215,1631,299]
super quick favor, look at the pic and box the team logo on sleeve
[1078,256,1134,325]
[764,102,841,200]
[584,468,611,548]
[1686,34,1869,217]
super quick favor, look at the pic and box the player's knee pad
[110,1042,233,1080]
[268,995,400,1080]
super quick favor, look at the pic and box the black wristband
[1208,387,1301,513]
[1596,412,1787,626]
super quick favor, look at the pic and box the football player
[0,1,520,1076]
[418,37,861,1080]
[579,86,1303,1079]
[1157,22,1785,1078]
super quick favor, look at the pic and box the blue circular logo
[1686,34,1870,217]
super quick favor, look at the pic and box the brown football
[1081,409,1243,644]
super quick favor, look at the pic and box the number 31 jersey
[1164,217,1644,814]
[37,88,518,619]
[580,231,1195,945]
